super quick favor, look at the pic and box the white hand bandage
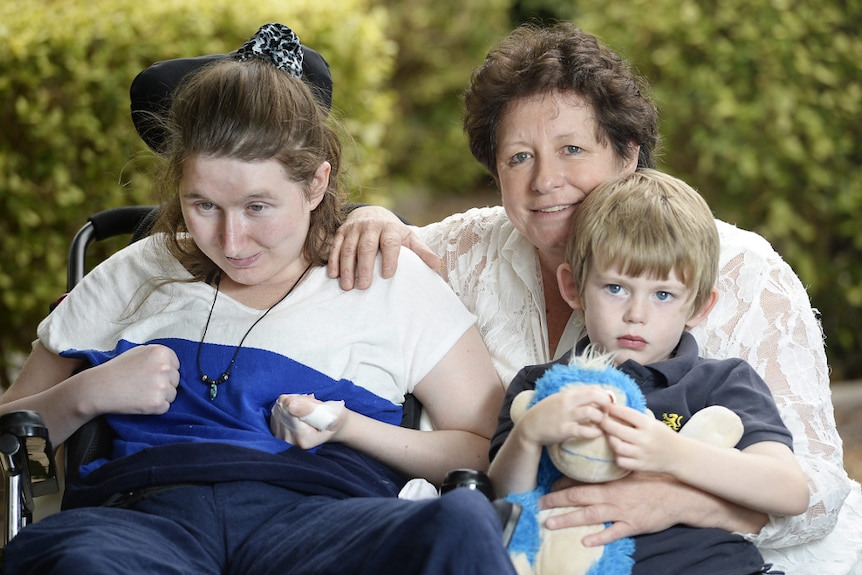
[298,400,345,431]
[271,394,345,433]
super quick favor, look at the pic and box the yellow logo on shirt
[662,413,684,431]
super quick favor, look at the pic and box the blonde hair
[566,169,719,317]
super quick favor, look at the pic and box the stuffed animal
[505,350,744,575]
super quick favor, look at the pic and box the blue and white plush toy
[505,350,646,575]
[505,350,743,575]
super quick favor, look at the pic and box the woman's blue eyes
[509,146,582,165]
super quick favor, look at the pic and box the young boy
[488,169,809,574]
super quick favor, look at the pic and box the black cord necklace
[196,263,313,400]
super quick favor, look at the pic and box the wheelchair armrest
[0,410,59,542]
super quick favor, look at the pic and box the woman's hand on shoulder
[327,206,441,290]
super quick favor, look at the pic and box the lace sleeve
[414,207,503,290]
[691,221,851,548]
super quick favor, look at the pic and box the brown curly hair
[464,22,660,180]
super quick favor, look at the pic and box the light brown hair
[150,58,344,281]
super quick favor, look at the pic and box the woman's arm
[272,326,504,486]
[694,222,851,547]
[0,342,180,446]
[539,471,769,546]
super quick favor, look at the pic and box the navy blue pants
[3,482,516,574]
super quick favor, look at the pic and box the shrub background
[1,0,859,385]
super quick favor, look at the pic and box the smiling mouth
[535,205,572,213]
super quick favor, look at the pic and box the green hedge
[367,0,511,197]
[0,0,395,386]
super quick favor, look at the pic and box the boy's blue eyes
[605,285,675,301]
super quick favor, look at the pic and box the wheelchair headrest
[130,23,333,154]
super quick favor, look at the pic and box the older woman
[330,22,862,573]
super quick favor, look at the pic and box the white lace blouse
[416,206,862,574]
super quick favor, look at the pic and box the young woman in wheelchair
[0,23,515,575]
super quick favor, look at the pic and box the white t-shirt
[38,234,476,463]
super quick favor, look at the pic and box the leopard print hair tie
[233,22,303,78]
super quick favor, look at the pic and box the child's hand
[270,393,346,449]
[519,385,614,446]
[602,404,677,473]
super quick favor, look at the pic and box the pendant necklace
[196,263,313,400]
